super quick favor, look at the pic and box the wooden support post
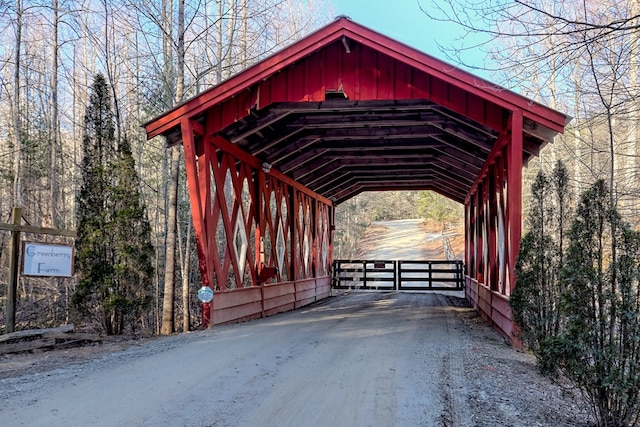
[6,207,22,334]
[256,168,266,319]
[475,185,483,283]
[488,168,497,291]
[181,119,214,329]
[465,200,473,278]
[290,187,298,281]
[311,200,318,277]
[507,110,523,295]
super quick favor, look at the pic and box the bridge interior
[220,99,497,204]
[218,97,559,205]
[145,17,568,341]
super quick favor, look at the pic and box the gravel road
[0,219,593,426]
[359,219,443,260]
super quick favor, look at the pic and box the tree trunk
[50,0,60,227]
[626,0,640,219]
[182,215,192,332]
[225,0,236,79]
[160,0,185,335]
[241,0,247,67]
[13,0,23,207]
[161,148,180,335]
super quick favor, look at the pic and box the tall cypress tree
[511,161,570,352]
[74,74,114,329]
[542,180,640,425]
[73,74,154,334]
[108,136,154,334]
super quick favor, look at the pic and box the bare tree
[49,0,60,227]
[12,0,22,207]
[161,0,183,335]
[423,0,640,221]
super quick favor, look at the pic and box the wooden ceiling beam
[246,125,308,155]
[322,173,466,201]
[431,135,487,165]
[332,182,467,205]
[282,113,443,128]
[432,151,482,175]
[328,180,438,203]
[279,149,332,175]
[429,121,495,152]
[313,171,441,194]
[292,152,446,185]
[426,183,467,203]
[280,151,435,176]
[341,180,466,204]
[313,140,437,150]
[427,162,477,182]
[267,137,321,164]
[430,105,498,139]
[245,126,442,157]
[226,110,293,143]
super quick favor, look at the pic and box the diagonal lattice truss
[182,120,332,291]
[466,135,515,296]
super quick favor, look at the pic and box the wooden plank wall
[465,276,514,343]
[212,276,332,325]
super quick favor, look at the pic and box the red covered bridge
[144,17,568,342]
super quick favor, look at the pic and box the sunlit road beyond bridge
[332,219,465,292]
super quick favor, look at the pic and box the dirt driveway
[0,220,593,426]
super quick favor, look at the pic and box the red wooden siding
[199,40,506,138]
[212,277,331,325]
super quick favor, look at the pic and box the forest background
[1,0,638,334]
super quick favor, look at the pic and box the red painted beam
[464,128,510,205]
[181,119,212,289]
[506,110,523,295]
[209,135,332,207]
[488,169,497,291]
[181,118,215,328]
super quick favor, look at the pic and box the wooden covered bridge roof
[145,16,569,204]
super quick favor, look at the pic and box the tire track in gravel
[437,293,473,427]
[355,218,472,425]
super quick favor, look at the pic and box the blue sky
[329,0,490,78]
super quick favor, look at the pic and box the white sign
[22,242,74,277]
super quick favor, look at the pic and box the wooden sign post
[0,207,76,334]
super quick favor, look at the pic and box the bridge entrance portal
[144,17,569,343]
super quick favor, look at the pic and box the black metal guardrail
[331,260,464,291]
